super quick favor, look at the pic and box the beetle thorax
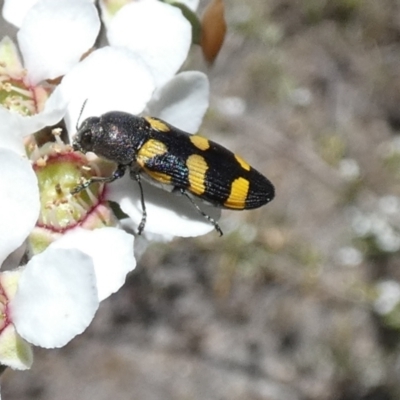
[93,122,136,165]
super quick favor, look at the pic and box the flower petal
[107,175,221,238]
[0,270,33,370]
[2,0,38,27]
[0,324,33,370]
[146,71,209,133]
[10,248,98,348]
[17,0,100,84]
[0,108,26,154]
[107,0,191,87]
[50,228,135,301]
[0,150,39,265]
[15,85,69,137]
[60,46,155,136]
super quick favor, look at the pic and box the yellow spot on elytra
[186,154,208,196]
[137,139,168,166]
[235,154,251,171]
[224,177,249,209]
[143,167,172,184]
[136,140,171,184]
[190,135,210,151]
[144,117,170,132]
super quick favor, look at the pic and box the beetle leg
[179,189,223,236]
[71,164,127,194]
[130,172,147,235]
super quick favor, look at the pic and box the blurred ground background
[3,0,400,399]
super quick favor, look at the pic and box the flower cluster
[0,0,217,375]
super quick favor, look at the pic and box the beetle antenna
[76,99,88,131]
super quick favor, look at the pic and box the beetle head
[73,117,101,154]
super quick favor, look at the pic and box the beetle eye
[79,130,94,150]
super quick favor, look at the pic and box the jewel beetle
[72,111,275,235]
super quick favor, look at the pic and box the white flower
[2,0,39,27]
[9,248,98,351]
[106,0,192,87]
[0,0,100,137]
[0,36,67,137]
[0,0,136,283]
[145,70,210,134]
[3,0,218,239]
[50,228,135,302]
[60,46,156,135]
[17,0,100,84]
[0,147,90,369]
[3,0,100,74]
[0,150,39,268]
[0,0,214,373]
[0,115,135,370]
